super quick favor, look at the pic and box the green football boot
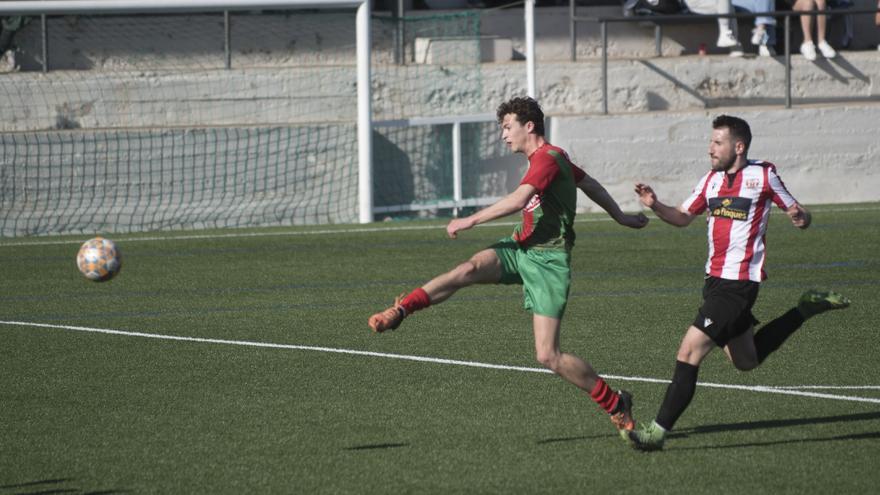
[625,420,667,451]
[797,290,851,319]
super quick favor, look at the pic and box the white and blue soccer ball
[76,237,122,282]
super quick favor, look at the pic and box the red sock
[400,288,431,315]
[590,378,620,414]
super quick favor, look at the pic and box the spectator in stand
[683,0,745,56]
[732,0,777,56]
[788,0,836,60]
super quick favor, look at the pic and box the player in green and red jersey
[368,97,649,432]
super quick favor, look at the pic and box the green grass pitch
[1,203,878,493]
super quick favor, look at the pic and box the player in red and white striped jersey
[625,115,850,451]
[681,157,799,282]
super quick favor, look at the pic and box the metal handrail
[570,3,880,114]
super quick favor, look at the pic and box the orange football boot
[610,390,635,432]
[368,294,407,332]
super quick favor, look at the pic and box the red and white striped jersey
[681,160,798,282]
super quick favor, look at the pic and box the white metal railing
[373,114,500,216]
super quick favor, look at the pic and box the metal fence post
[40,13,47,72]
[601,20,608,115]
[570,0,577,62]
[785,15,791,109]
[452,121,462,217]
[224,10,231,70]
[654,23,662,57]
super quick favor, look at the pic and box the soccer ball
[76,237,122,282]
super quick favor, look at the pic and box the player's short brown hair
[496,97,545,136]
[713,115,752,153]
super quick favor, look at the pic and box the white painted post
[525,0,535,98]
[452,121,463,217]
[356,0,373,224]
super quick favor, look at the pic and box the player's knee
[733,357,759,371]
[675,347,696,364]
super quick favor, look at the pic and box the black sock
[655,360,699,431]
[754,308,806,364]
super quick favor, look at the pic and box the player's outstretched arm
[446,184,536,239]
[634,183,694,227]
[577,174,648,229]
[786,203,812,229]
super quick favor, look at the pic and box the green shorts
[491,237,572,319]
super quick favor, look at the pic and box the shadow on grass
[537,412,880,447]
[664,411,880,450]
[672,431,880,451]
[536,433,615,445]
[0,478,129,494]
[673,410,880,437]
[344,442,409,451]
[0,479,75,490]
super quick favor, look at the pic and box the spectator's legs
[715,0,737,36]
[814,0,828,43]
[753,0,776,41]
[793,0,815,44]
[813,0,836,57]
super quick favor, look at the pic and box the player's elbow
[674,212,696,227]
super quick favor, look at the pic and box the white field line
[3,320,879,405]
[768,385,880,390]
[1,204,878,248]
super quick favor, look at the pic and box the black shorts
[692,276,760,347]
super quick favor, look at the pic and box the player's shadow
[536,433,617,445]
[667,410,880,450]
[673,410,880,436]
[673,430,880,451]
[343,442,409,451]
[0,478,75,490]
[0,477,130,494]
[536,411,880,447]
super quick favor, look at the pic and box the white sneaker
[758,45,776,57]
[800,42,817,61]
[729,44,745,57]
[817,40,836,58]
[717,30,739,48]
[750,26,766,46]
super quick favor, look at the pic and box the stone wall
[552,105,880,212]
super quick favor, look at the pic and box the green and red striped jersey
[513,143,586,251]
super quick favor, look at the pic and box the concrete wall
[3,51,878,131]
[551,104,880,213]
[6,5,880,71]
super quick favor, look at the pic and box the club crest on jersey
[708,196,750,221]
[524,194,542,213]
[745,178,760,190]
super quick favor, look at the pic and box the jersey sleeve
[766,164,797,209]
[680,171,712,215]
[520,150,559,193]
[571,163,587,184]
